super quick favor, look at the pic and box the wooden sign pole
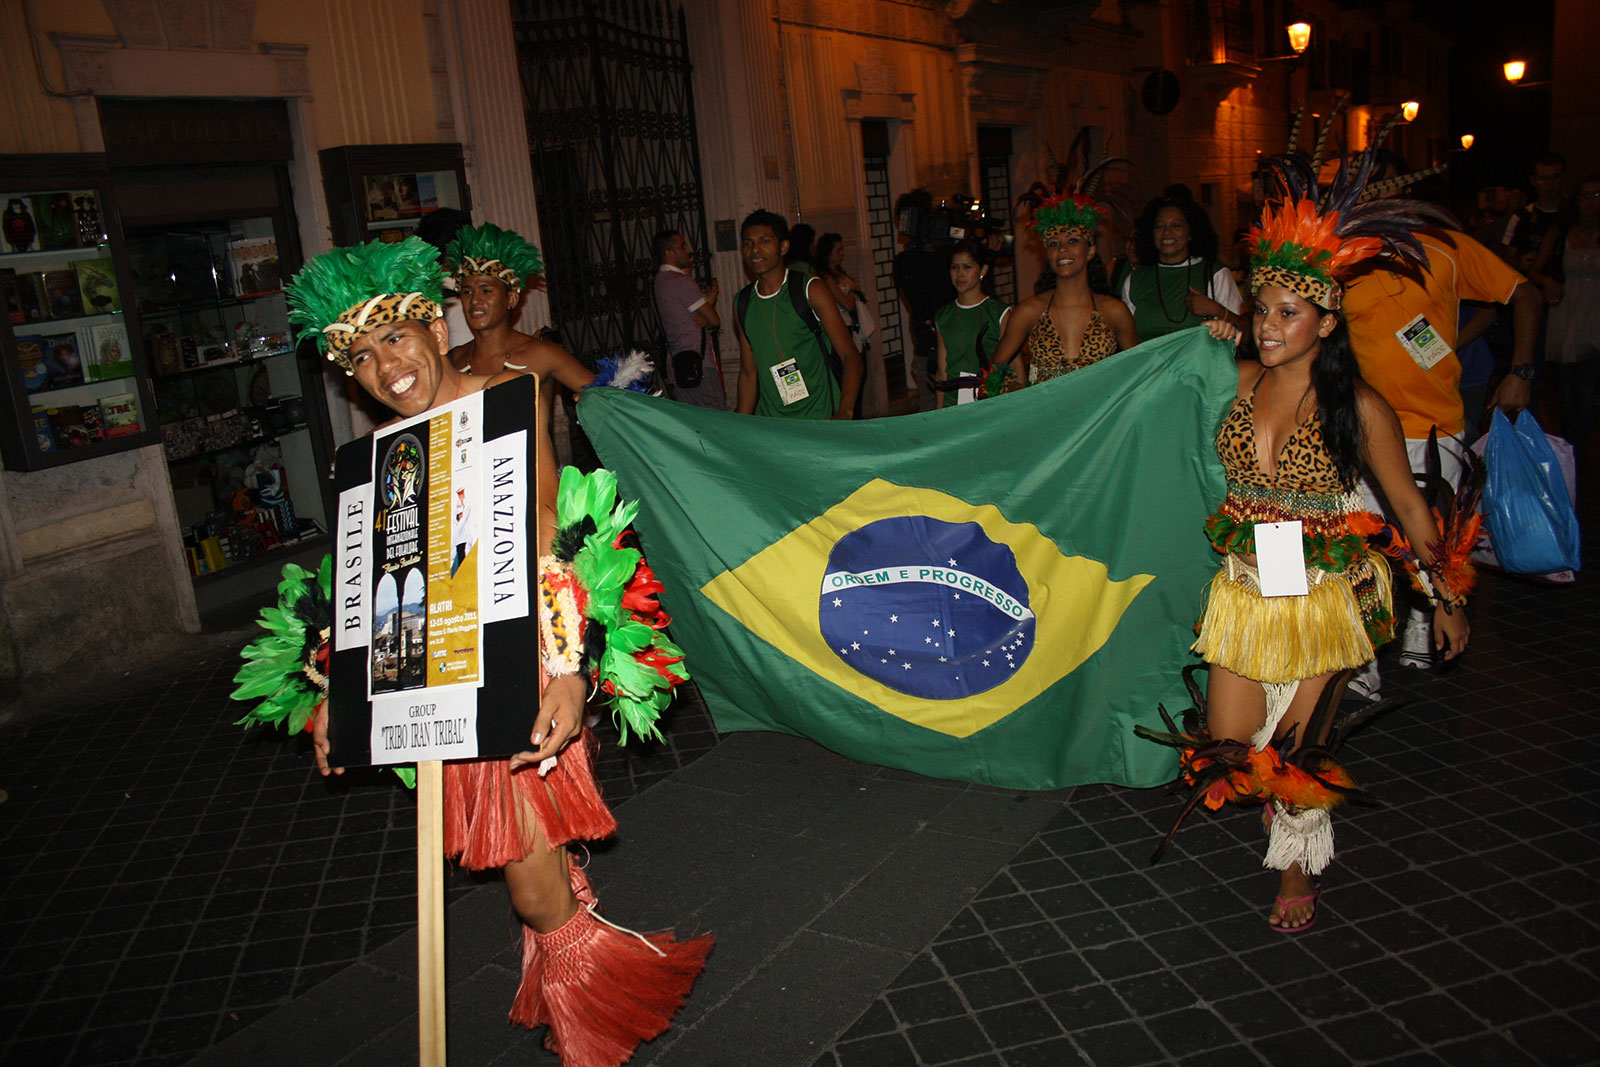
[417,758,447,1065]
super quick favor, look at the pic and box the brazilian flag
[579,329,1236,789]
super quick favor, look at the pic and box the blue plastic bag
[1481,408,1581,574]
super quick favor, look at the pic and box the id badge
[771,359,810,406]
[1254,520,1309,598]
[1395,314,1453,371]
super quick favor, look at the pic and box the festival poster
[367,394,485,698]
[326,375,542,768]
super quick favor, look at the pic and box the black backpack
[736,270,842,384]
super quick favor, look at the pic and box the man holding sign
[278,236,709,1064]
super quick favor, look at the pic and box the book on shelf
[365,175,400,221]
[0,269,24,325]
[12,271,46,322]
[148,330,182,375]
[39,331,85,389]
[30,192,77,251]
[227,237,281,297]
[71,189,104,247]
[86,322,134,381]
[376,226,416,244]
[42,269,82,319]
[393,174,421,217]
[72,257,121,315]
[417,173,438,213]
[31,408,55,453]
[47,405,100,448]
[98,392,141,437]
[14,334,49,391]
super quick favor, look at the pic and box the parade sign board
[327,374,540,767]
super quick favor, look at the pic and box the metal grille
[981,156,1017,305]
[511,0,710,367]
[863,152,909,394]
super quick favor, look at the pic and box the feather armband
[1346,508,1478,613]
[231,557,333,735]
[550,467,691,744]
[539,556,587,678]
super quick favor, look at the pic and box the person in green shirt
[1119,186,1245,339]
[734,210,862,419]
[934,239,1009,407]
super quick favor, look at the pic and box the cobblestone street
[2,505,1596,1067]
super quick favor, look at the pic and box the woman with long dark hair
[933,239,1007,406]
[813,232,874,360]
[1121,185,1245,339]
[989,192,1137,385]
[1179,167,1473,932]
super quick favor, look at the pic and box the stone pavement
[3,521,1598,1066]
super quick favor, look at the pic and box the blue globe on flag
[819,515,1034,700]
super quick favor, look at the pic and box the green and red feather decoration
[552,467,690,745]
[231,557,333,735]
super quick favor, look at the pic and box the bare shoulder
[1236,359,1265,397]
[1012,291,1049,323]
[1099,297,1135,326]
[1352,379,1401,427]
[509,335,567,368]
[447,341,473,370]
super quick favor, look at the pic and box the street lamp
[1286,22,1312,55]
[1401,101,1420,122]
[1460,134,1475,150]
[1503,60,1527,84]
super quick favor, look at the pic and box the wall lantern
[1286,22,1312,55]
[1460,133,1475,150]
[1503,60,1527,84]
[1401,100,1420,122]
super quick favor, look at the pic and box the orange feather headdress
[1247,108,1454,309]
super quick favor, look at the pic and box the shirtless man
[444,222,595,426]
[284,234,707,1055]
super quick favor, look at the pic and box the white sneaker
[1399,615,1432,670]
[1346,660,1381,701]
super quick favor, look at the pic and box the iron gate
[511,0,711,367]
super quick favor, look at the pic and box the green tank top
[933,297,1007,409]
[1127,260,1216,339]
[741,275,840,419]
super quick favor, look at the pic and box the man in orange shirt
[1343,227,1539,688]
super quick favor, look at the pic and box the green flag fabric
[579,329,1237,789]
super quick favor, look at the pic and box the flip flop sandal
[1270,886,1320,933]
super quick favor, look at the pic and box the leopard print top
[1027,297,1120,382]
[1215,393,1345,496]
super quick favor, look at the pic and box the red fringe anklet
[517,904,713,1066]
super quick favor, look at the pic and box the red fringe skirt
[441,728,618,871]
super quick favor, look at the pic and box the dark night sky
[1406,0,1557,203]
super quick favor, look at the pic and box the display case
[125,214,330,579]
[0,155,158,469]
[320,143,472,246]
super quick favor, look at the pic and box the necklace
[1153,258,1201,324]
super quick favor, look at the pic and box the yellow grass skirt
[1192,553,1391,684]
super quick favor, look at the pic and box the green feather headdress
[285,236,446,369]
[1032,191,1104,238]
[445,223,545,290]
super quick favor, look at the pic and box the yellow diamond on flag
[702,478,1153,738]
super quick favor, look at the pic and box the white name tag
[1395,314,1453,371]
[771,359,810,405]
[1255,520,1309,598]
